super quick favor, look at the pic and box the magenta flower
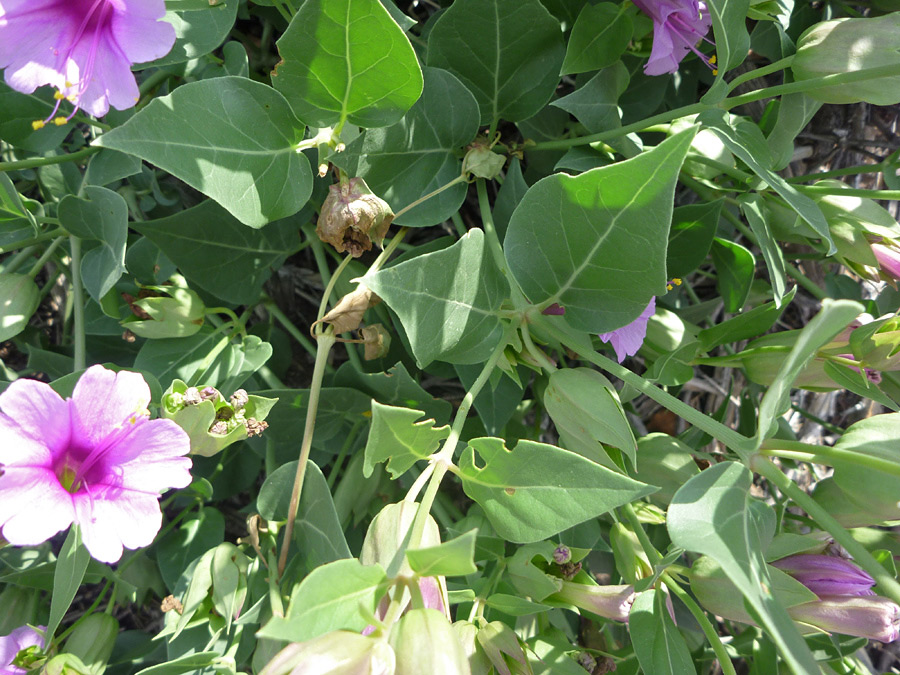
[0,625,45,675]
[772,554,876,597]
[872,242,900,281]
[599,297,656,363]
[0,0,176,122]
[0,365,192,563]
[632,0,714,76]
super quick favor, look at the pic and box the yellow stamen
[672,278,682,286]
[712,68,719,76]
[709,54,717,65]
[53,117,68,126]
[666,284,674,291]
[32,120,46,130]
[54,91,66,100]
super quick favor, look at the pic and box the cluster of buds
[316,177,393,258]
[120,275,206,339]
[692,553,900,642]
[162,380,276,457]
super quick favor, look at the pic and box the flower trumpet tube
[789,595,900,643]
[546,580,635,622]
[771,554,876,597]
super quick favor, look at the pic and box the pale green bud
[389,609,471,675]
[259,631,395,675]
[63,614,119,675]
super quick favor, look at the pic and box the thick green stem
[0,146,99,172]
[277,330,336,578]
[69,236,85,371]
[751,456,900,605]
[663,577,739,675]
[264,299,321,363]
[317,253,354,322]
[726,56,795,93]
[540,319,753,453]
[0,227,67,255]
[759,439,900,478]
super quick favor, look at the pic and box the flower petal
[0,378,71,456]
[0,466,74,546]
[104,419,192,494]
[110,0,176,64]
[71,366,151,448]
[74,487,163,563]
[599,297,656,363]
[0,415,54,468]
[0,624,45,670]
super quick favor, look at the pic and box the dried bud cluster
[316,177,393,257]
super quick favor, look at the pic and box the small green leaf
[406,530,478,577]
[699,287,796,351]
[47,528,90,638]
[492,158,529,242]
[740,194,788,306]
[156,507,225,591]
[505,128,696,333]
[363,401,450,479]
[705,0,751,74]
[458,437,655,543]
[258,559,388,642]
[0,274,40,342]
[711,237,755,313]
[561,3,632,75]
[366,229,510,367]
[426,0,564,126]
[273,0,423,128]
[630,590,695,675]
[666,200,722,278]
[134,652,220,675]
[551,64,630,134]
[485,594,552,616]
[96,77,312,228]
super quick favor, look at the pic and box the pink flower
[0,365,192,563]
[0,0,175,121]
[0,625,45,675]
[599,297,656,363]
[632,0,714,76]
[872,242,900,281]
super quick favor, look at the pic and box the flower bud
[360,502,442,579]
[553,545,571,565]
[872,242,900,281]
[1,625,46,673]
[462,144,505,179]
[121,283,205,339]
[63,613,119,674]
[789,595,900,643]
[361,324,391,361]
[259,631,396,675]
[545,580,635,623]
[770,554,875,597]
[230,389,249,410]
[389,609,471,675]
[316,178,394,257]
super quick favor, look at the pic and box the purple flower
[771,554,875,597]
[0,365,192,563]
[0,0,175,122]
[872,242,900,281]
[0,625,45,675]
[789,595,900,643]
[599,297,656,363]
[548,581,636,622]
[632,0,714,76]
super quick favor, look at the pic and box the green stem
[621,502,661,565]
[277,330,336,578]
[205,307,245,335]
[69,236,85,371]
[786,160,889,184]
[663,577,739,675]
[0,227,66,255]
[394,176,466,220]
[138,68,172,97]
[0,146,99,172]
[317,253,354,322]
[264,299,321,364]
[540,319,753,453]
[476,178,528,309]
[751,456,900,605]
[726,56,795,93]
[759,439,900,478]
[26,238,64,278]
[795,185,900,201]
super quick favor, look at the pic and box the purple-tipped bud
[542,303,566,316]
[553,545,572,565]
[789,594,900,643]
[548,581,635,623]
[771,554,875,597]
[872,242,900,281]
[183,387,202,405]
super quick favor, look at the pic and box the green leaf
[332,67,479,227]
[96,77,311,228]
[366,228,510,367]
[756,299,862,444]
[830,413,900,510]
[633,434,700,507]
[0,173,36,230]
[492,158,529,242]
[668,463,820,673]
[258,559,388,642]
[458,437,655,543]
[824,361,899,412]
[767,94,822,170]
[47,528,90,639]
[698,287,796,351]
[630,590,695,675]
[455,363,524,437]
[363,401,450,479]
[258,460,351,569]
[426,0,565,126]
[406,530,478,577]
[0,274,40,342]
[543,367,636,470]
[134,201,304,304]
[0,83,70,152]
[699,109,835,254]
[666,200,722,278]
[485,594,552,616]
[84,149,142,187]
[147,0,238,67]
[740,194,788,306]
[134,652,220,675]
[156,507,225,591]
[551,64,630,134]
[706,0,751,73]
[273,0,423,128]
[58,186,128,303]
[561,3,632,75]
[505,128,696,333]
[710,237,755,314]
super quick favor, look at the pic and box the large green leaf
[258,559,387,642]
[273,0,423,128]
[550,64,630,134]
[699,109,835,255]
[561,3,632,75]
[458,437,655,543]
[706,0,750,72]
[365,229,510,367]
[363,401,450,478]
[58,186,128,303]
[426,0,564,126]
[630,590,695,675]
[667,462,819,674]
[96,77,311,228]
[135,201,304,304]
[504,128,696,333]
[332,67,479,226]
